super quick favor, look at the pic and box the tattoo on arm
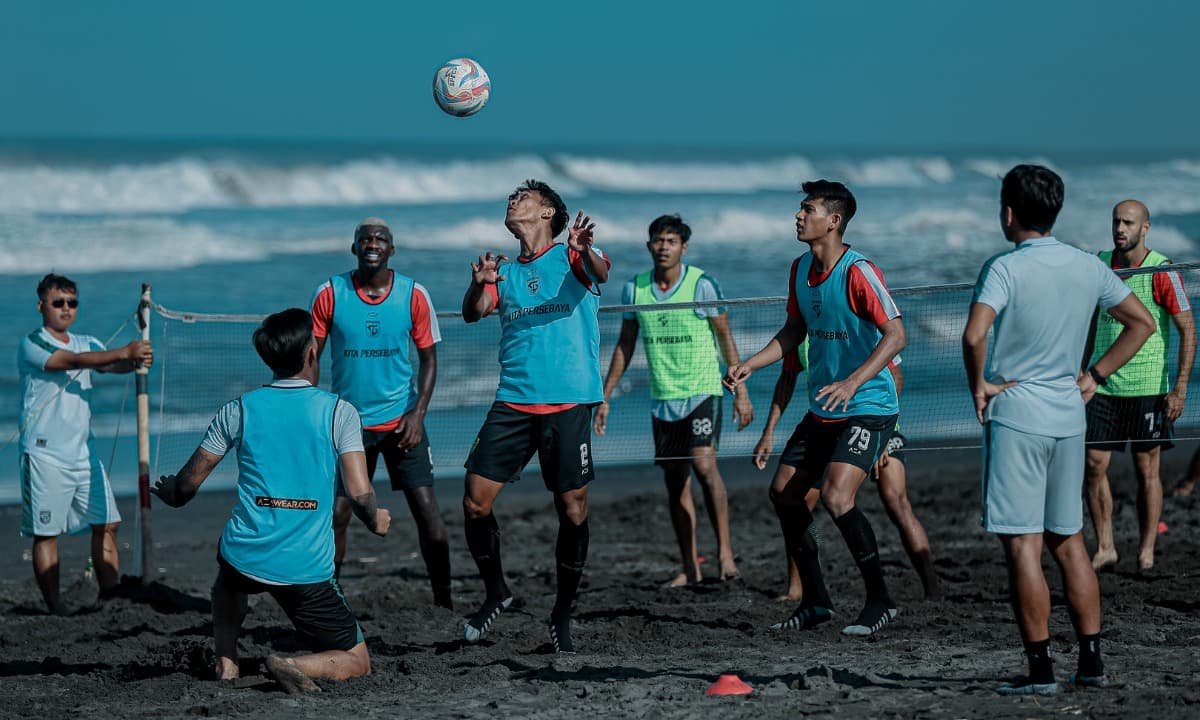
[348,491,378,529]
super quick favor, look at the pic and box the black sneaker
[841,604,897,637]
[463,596,513,644]
[770,605,833,631]
[548,613,575,654]
[996,675,1058,696]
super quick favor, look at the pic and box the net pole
[134,284,153,580]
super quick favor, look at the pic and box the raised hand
[471,252,508,285]
[566,210,596,253]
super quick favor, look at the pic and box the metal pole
[135,284,153,580]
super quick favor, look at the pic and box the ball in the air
[433,58,491,117]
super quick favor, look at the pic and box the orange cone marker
[1158,521,1168,534]
[707,673,753,696]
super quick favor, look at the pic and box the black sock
[465,513,509,602]
[553,517,589,618]
[782,505,832,610]
[834,506,893,607]
[1077,633,1103,677]
[420,533,453,605]
[1023,638,1055,684]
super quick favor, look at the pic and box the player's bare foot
[774,588,803,602]
[1137,550,1154,571]
[266,655,320,694]
[1172,478,1195,497]
[663,571,700,588]
[719,559,741,582]
[215,659,239,682]
[1091,548,1118,570]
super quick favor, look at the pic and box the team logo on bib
[365,311,380,337]
[526,274,541,294]
[810,289,823,318]
[657,313,669,327]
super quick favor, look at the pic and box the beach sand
[1,446,1198,719]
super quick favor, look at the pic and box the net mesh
[149,263,1200,482]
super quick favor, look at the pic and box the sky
[2,0,1198,151]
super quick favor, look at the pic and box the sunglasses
[50,298,79,309]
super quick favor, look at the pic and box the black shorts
[1085,393,1174,453]
[337,425,435,496]
[779,413,897,488]
[465,402,596,493]
[215,554,363,652]
[652,396,722,465]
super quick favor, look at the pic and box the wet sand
[2,446,1198,719]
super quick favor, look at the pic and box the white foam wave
[0,155,570,213]
[556,155,817,193]
[0,215,268,274]
[834,157,955,186]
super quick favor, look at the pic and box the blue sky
[2,1,1197,150]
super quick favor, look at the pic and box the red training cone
[707,673,753,696]
[1158,521,1169,534]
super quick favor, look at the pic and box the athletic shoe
[1070,672,1109,688]
[770,605,833,631]
[996,676,1058,696]
[548,613,575,654]
[841,605,898,637]
[463,596,513,644]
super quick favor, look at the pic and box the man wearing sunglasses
[17,273,153,614]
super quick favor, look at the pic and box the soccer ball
[432,58,491,117]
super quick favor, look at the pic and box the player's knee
[462,494,492,520]
[821,492,854,518]
[879,486,906,513]
[348,642,371,677]
[1084,453,1109,478]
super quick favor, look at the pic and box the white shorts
[981,423,1085,535]
[20,452,121,537]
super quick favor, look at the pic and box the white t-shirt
[18,327,105,468]
[973,236,1131,436]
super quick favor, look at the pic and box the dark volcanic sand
[2,447,1199,719]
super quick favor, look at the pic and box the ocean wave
[555,155,817,193]
[0,155,571,213]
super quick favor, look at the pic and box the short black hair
[648,214,691,243]
[252,308,314,378]
[518,179,569,237]
[37,273,76,301]
[801,180,857,230]
[1001,164,1064,234]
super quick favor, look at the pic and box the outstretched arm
[152,447,223,507]
[45,340,153,374]
[724,314,807,391]
[567,211,607,284]
[595,318,639,436]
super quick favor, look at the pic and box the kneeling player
[153,309,391,692]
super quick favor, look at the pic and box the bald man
[1085,200,1195,571]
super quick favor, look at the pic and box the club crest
[526,274,541,294]
[366,311,380,337]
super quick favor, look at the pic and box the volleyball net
[145,263,1200,486]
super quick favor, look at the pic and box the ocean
[3,140,1199,503]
